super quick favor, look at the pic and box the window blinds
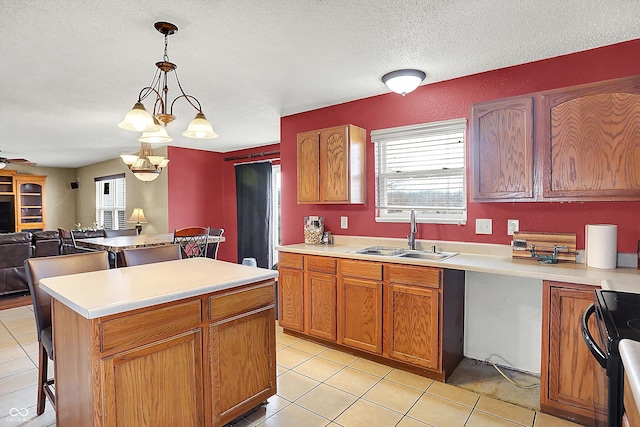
[372,118,467,224]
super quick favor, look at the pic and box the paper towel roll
[585,224,617,269]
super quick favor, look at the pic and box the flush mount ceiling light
[120,143,169,182]
[118,21,218,141]
[382,69,426,96]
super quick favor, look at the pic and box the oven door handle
[581,303,607,369]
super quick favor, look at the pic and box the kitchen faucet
[408,209,417,250]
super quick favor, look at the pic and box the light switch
[341,216,348,229]
[475,219,492,235]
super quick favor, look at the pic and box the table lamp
[127,208,148,234]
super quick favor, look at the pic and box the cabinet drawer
[340,259,382,281]
[279,252,304,269]
[306,256,336,274]
[386,264,441,288]
[210,281,275,322]
[101,299,201,352]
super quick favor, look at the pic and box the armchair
[0,232,33,296]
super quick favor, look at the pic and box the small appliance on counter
[304,216,324,244]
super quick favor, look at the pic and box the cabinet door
[102,330,204,427]
[541,281,606,425]
[384,283,439,370]
[209,307,276,427]
[304,271,336,341]
[278,267,304,331]
[541,75,640,200]
[319,125,349,202]
[338,277,382,354]
[297,130,320,203]
[470,96,534,201]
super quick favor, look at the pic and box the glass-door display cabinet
[15,175,46,232]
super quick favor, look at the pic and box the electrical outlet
[507,219,520,236]
[340,216,348,229]
[475,218,492,235]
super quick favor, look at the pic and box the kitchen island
[39,257,278,427]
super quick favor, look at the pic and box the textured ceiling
[1,0,639,168]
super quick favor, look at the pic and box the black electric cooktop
[596,290,640,343]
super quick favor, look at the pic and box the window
[372,118,467,224]
[95,174,126,229]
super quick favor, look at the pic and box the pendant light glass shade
[138,118,173,143]
[117,102,158,132]
[182,112,218,139]
[382,69,426,96]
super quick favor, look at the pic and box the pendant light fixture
[118,22,218,140]
[382,69,426,96]
[120,143,169,182]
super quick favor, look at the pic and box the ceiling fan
[0,152,36,169]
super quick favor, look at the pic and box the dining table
[74,233,225,266]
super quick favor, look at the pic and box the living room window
[95,174,126,229]
[372,118,467,224]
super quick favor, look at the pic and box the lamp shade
[138,118,174,143]
[127,208,148,224]
[117,102,158,132]
[0,162,6,170]
[382,69,426,96]
[183,112,218,139]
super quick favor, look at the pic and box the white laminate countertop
[620,340,640,414]
[277,240,640,292]
[39,258,278,319]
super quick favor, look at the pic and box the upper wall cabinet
[470,96,535,201]
[541,75,640,200]
[297,124,366,204]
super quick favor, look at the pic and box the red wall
[280,39,640,252]
[167,144,280,263]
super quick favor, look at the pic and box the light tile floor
[0,305,584,427]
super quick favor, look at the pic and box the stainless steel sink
[351,246,458,261]
[352,246,406,256]
[397,250,458,261]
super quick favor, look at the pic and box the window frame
[372,118,467,225]
[95,174,127,230]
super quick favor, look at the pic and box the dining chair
[121,244,182,267]
[25,251,110,415]
[205,228,224,259]
[104,228,139,237]
[57,228,76,254]
[173,226,210,258]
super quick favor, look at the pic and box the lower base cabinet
[53,280,277,427]
[541,281,606,427]
[279,254,465,381]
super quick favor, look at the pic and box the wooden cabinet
[278,252,305,332]
[102,330,204,426]
[278,252,464,381]
[304,256,337,341]
[384,264,441,370]
[52,280,276,427]
[338,259,383,354]
[469,74,640,202]
[0,171,46,232]
[541,281,606,426]
[296,124,366,204]
[541,75,640,200]
[15,175,46,231]
[470,96,535,201]
[209,306,276,426]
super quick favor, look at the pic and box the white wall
[464,272,543,374]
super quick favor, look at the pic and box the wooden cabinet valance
[469,74,640,202]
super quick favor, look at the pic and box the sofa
[0,231,66,298]
[0,232,34,297]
